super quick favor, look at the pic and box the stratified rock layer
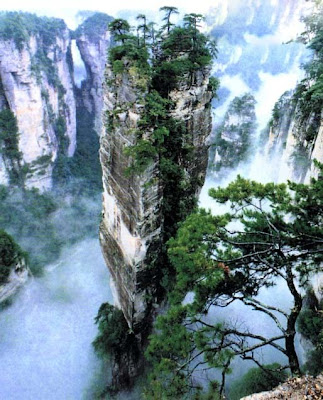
[99,64,212,332]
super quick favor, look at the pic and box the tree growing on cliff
[108,18,131,44]
[0,229,25,284]
[160,6,179,34]
[0,109,26,187]
[145,165,323,398]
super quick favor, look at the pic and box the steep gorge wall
[0,26,76,190]
[266,89,323,183]
[99,63,213,332]
[0,12,113,192]
[76,29,111,135]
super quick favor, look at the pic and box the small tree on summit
[136,14,149,46]
[160,6,179,34]
[108,18,131,44]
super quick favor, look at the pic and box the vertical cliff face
[0,12,113,191]
[99,60,213,331]
[0,19,76,190]
[267,89,323,183]
[100,63,158,330]
[210,93,257,177]
[266,4,323,184]
[75,13,112,135]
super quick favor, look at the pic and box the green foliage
[298,308,323,343]
[0,186,58,275]
[269,91,293,128]
[145,167,323,397]
[293,7,323,142]
[298,290,323,375]
[159,6,179,34]
[144,305,203,399]
[31,50,60,87]
[303,348,323,376]
[52,116,71,186]
[0,184,101,276]
[74,12,112,41]
[54,116,69,153]
[229,364,288,400]
[0,12,66,51]
[68,107,102,194]
[109,42,150,75]
[0,229,25,284]
[112,59,125,75]
[106,10,218,313]
[93,302,131,357]
[208,76,220,98]
[0,109,21,160]
[125,91,171,174]
[124,139,158,173]
[108,18,131,44]
[153,21,215,95]
[0,13,67,89]
[0,109,25,186]
[107,10,216,94]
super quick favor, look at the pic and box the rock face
[0,24,76,190]
[267,88,323,184]
[76,30,111,135]
[99,63,213,332]
[74,12,113,138]
[0,12,113,191]
[210,93,257,177]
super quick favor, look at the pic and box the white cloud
[254,58,304,131]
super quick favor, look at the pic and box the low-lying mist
[0,238,112,400]
[0,179,102,276]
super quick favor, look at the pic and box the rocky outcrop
[0,229,28,303]
[0,22,76,190]
[241,375,323,400]
[0,258,28,304]
[99,63,213,332]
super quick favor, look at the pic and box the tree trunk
[285,263,302,375]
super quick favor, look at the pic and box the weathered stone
[267,89,323,183]
[0,30,76,190]
[99,63,213,332]
[241,375,323,400]
[76,30,111,135]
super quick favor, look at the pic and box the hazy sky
[0,0,214,16]
[0,0,219,29]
